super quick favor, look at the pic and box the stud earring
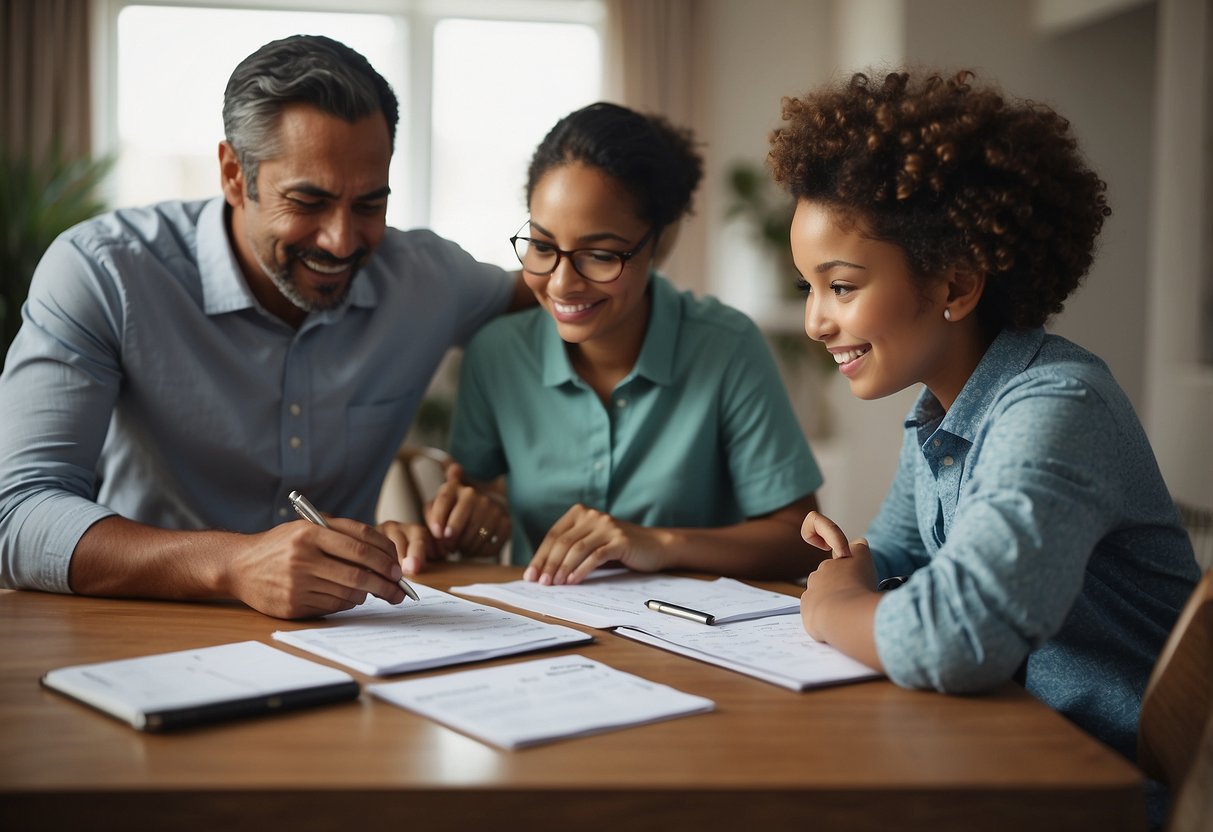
[943,308,952,321]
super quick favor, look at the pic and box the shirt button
[932,438,941,448]
[942,456,954,467]
[290,436,302,449]
[616,398,627,408]
[593,460,605,471]
[278,507,289,518]
[289,403,302,416]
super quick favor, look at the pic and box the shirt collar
[907,327,1046,441]
[196,197,378,323]
[539,273,679,388]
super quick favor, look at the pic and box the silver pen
[645,599,716,625]
[288,490,420,602]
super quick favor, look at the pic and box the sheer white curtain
[603,0,709,294]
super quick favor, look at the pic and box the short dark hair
[526,102,703,228]
[222,34,399,198]
[768,69,1110,330]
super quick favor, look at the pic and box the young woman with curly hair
[770,69,1198,804]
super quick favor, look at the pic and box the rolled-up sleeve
[0,235,123,591]
[874,375,1120,693]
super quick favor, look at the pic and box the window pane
[430,19,601,269]
[115,5,409,229]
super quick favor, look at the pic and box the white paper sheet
[451,572,798,629]
[614,614,881,691]
[272,582,592,676]
[368,654,714,749]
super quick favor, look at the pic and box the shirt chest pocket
[344,393,420,483]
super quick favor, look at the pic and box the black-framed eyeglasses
[510,221,658,284]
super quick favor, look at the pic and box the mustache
[288,247,368,268]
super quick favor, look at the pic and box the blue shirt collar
[907,327,1046,440]
[539,273,680,388]
[196,197,377,323]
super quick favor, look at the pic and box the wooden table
[0,563,1146,831]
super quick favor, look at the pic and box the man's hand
[227,517,406,618]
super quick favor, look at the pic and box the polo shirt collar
[196,196,378,323]
[907,327,1046,441]
[539,272,679,388]
[631,273,679,386]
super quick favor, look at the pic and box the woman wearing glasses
[425,102,823,584]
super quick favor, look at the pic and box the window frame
[89,0,605,229]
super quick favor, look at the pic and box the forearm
[662,495,825,581]
[69,516,241,600]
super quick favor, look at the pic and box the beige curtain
[1,0,92,159]
[603,0,709,294]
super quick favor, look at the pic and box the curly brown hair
[768,69,1110,330]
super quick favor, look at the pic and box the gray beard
[254,248,350,313]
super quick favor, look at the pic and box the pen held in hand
[645,599,715,626]
[288,490,420,602]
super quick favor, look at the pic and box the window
[98,1,603,270]
[429,18,601,266]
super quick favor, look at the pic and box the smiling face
[790,200,968,404]
[524,163,655,360]
[221,103,391,327]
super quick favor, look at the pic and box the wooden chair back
[376,445,452,525]
[1138,569,1213,831]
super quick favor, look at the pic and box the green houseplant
[724,160,798,292]
[723,160,835,370]
[1,145,113,366]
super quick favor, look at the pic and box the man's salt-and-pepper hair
[221,34,399,199]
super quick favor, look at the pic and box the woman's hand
[376,520,437,575]
[423,463,511,562]
[525,504,669,585]
[800,538,879,641]
[801,510,852,558]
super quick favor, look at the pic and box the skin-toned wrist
[810,586,884,671]
[642,527,682,571]
[811,585,873,638]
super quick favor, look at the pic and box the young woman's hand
[376,520,438,575]
[423,463,510,562]
[800,510,852,558]
[800,538,878,641]
[524,504,669,585]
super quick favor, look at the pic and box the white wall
[690,0,1207,539]
[1143,0,1212,509]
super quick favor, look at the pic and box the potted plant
[1,145,113,367]
[723,159,837,436]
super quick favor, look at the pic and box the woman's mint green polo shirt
[449,274,822,565]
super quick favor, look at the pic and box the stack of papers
[272,583,591,676]
[452,571,798,629]
[614,614,881,691]
[369,654,714,749]
[453,571,879,691]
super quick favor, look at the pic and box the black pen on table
[288,490,420,602]
[645,599,715,625]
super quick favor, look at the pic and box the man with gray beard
[0,35,530,619]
